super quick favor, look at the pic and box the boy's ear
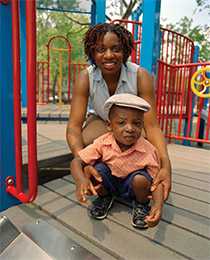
[105,120,112,131]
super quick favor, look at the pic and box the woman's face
[94,32,124,76]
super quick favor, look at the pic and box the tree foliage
[37,0,79,10]
[196,0,210,14]
[37,2,90,91]
[163,9,210,61]
[37,10,89,63]
[37,0,210,63]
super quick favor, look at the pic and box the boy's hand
[145,205,162,227]
[84,165,102,182]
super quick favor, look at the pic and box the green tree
[37,5,90,95]
[37,10,89,62]
[196,0,210,14]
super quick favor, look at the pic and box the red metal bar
[177,66,187,135]
[0,0,9,3]
[177,35,181,64]
[205,105,210,139]
[156,61,163,122]
[170,31,174,64]
[6,0,37,203]
[168,66,176,139]
[172,62,210,68]
[25,0,37,202]
[165,135,210,144]
[183,38,187,64]
[10,0,23,193]
[186,83,193,137]
[166,31,170,63]
[157,61,210,144]
[195,99,204,138]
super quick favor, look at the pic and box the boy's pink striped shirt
[78,132,160,179]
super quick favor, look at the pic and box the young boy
[71,93,164,229]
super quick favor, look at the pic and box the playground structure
[0,1,210,259]
[36,35,88,105]
[1,0,209,210]
[36,21,210,146]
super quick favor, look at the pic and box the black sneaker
[131,201,151,229]
[88,195,114,220]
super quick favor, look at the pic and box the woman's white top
[87,61,139,121]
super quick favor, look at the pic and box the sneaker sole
[131,207,149,229]
[131,220,149,229]
[88,197,114,220]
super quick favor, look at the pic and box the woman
[66,23,171,208]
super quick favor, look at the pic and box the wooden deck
[2,141,210,259]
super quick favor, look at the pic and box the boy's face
[94,32,123,75]
[108,106,144,151]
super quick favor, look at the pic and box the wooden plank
[109,203,210,260]
[34,185,185,260]
[172,174,210,192]
[167,193,209,218]
[168,144,210,158]
[42,180,210,260]
[62,175,209,218]
[162,204,210,239]
[62,177,210,238]
[171,183,210,203]
[171,159,210,175]
[168,144,210,174]
[172,169,210,182]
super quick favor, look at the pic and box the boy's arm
[145,183,164,227]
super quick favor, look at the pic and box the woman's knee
[82,116,108,145]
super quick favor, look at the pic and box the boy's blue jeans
[94,162,153,201]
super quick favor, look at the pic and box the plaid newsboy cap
[104,93,151,120]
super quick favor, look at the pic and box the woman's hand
[151,167,171,201]
[83,165,102,194]
[75,176,98,203]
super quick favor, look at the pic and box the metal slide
[0,216,100,260]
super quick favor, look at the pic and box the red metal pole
[205,105,210,140]
[25,0,37,201]
[7,0,37,203]
[11,0,23,193]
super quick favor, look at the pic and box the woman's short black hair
[84,23,134,65]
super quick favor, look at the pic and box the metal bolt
[7,178,14,185]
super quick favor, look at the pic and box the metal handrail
[6,0,37,203]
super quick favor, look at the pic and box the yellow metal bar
[51,47,69,52]
[58,52,63,105]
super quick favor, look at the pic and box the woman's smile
[102,61,117,70]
